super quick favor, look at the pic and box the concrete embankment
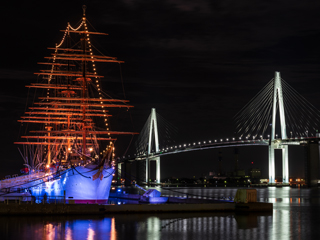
[0,188,272,215]
[0,202,272,215]
[0,203,107,215]
[105,202,272,213]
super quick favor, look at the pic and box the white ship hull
[0,164,114,204]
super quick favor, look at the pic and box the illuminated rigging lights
[52,17,111,153]
[16,9,138,170]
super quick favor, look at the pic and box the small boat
[136,186,169,204]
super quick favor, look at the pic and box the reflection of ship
[0,6,137,203]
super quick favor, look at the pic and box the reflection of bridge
[118,72,320,187]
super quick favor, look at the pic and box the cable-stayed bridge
[118,72,320,187]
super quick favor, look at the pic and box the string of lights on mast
[15,6,140,169]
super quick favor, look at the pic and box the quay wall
[0,202,272,215]
[0,203,107,215]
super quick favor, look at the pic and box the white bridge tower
[146,108,161,183]
[269,71,289,184]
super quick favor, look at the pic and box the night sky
[1,1,320,179]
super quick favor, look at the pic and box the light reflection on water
[1,187,320,239]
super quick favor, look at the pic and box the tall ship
[0,6,137,204]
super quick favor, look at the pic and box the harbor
[0,202,272,215]
[0,186,317,240]
[0,188,272,215]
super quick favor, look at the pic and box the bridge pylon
[269,71,289,184]
[146,108,160,184]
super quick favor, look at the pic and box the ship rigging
[15,5,138,170]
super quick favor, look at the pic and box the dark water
[1,187,320,240]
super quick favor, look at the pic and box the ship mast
[15,6,138,169]
[82,5,87,158]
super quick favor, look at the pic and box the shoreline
[0,201,272,215]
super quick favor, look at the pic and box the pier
[0,202,272,215]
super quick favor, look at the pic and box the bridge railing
[120,136,320,161]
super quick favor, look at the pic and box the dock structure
[0,202,272,215]
[0,189,272,215]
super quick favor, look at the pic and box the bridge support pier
[282,145,289,183]
[155,156,160,183]
[117,162,122,185]
[145,157,149,183]
[269,144,289,184]
[305,140,320,187]
[145,156,161,184]
[268,146,275,183]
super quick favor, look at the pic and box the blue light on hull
[28,165,114,202]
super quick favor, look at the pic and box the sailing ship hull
[1,165,114,204]
[32,165,114,204]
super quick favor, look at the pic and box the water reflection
[1,188,320,239]
[0,213,273,240]
[0,216,115,240]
